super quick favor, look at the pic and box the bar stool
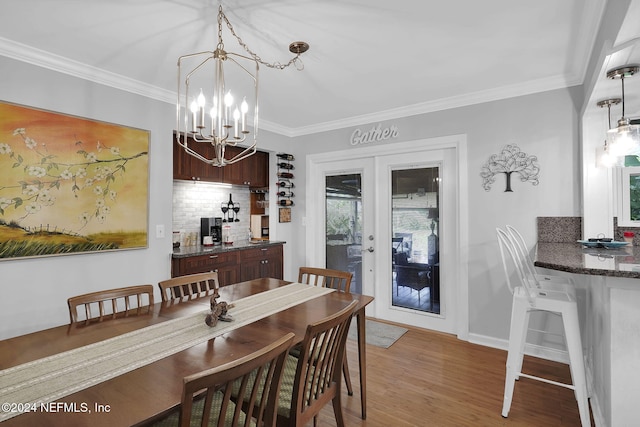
[505,224,576,296]
[497,228,590,426]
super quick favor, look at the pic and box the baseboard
[468,332,570,364]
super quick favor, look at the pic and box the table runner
[0,283,334,421]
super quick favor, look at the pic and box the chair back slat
[67,285,154,324]
[298,267,352,293]
[158,272,220,302]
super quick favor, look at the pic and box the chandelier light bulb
[197,89,206,107]
[224,91,234,107]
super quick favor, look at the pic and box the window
[618,166,640,226]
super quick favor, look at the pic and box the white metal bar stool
[505,224,575,295]
[497,227,590,426]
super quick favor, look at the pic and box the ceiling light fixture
[176,4,309,167]
[605,65,640,165]
[597,98,621,167]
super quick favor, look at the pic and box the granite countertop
[535,242,640,279]
[172,240,285,258]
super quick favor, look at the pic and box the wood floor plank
[313,320,593,426]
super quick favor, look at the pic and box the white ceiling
[0,0,618,136]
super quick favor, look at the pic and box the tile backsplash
[173,180,251,246]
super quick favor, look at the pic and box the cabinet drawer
[242,245,283,260]
[183,251,238,274]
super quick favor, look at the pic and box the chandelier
[602,65,640,166]
[176,4,309,167]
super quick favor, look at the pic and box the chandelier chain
[218,6,304,71]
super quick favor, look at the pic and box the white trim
[306,134,469,339]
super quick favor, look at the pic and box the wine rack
[276,153,295,207]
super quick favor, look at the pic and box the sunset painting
[0,101,149,259]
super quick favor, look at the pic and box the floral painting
[0,101,149,259]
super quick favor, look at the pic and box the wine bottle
[277,162,294,170]
[278,199,294,206]
[277,191,294,197]
[276,153,295,161]
[277,181,295,188]
[277,172,294,179]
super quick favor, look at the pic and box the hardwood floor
[315,321,592,426]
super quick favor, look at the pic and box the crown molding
[0,37,174,104]
[287,73,583,137]
[0,36,583,139]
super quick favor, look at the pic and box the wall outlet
[156,224,165,238]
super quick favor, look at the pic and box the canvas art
[0,101,149,259]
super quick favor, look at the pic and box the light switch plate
[156,224,165,238]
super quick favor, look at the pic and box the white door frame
[306,134,469,340]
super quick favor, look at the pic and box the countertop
[172,240,285,258]
[535,242,640,279]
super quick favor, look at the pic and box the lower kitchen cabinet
[239,245,284,281]
[171,243,283,284]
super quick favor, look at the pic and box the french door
[310,158,376,300]
[307,138,464,335]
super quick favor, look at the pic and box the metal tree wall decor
[481,144,540,192]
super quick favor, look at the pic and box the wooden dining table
[0,278,373,426]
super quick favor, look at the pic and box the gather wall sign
[350,123,399,146]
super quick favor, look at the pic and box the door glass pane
[325,174,363,293]
[391,167,439,314]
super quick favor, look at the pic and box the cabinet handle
[261,248,268,251]
[209,255,218,259]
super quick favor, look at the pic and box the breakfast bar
[535,241,640,427]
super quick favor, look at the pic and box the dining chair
[505,224,575,295]
[297,267,354,396]
[272,300,358,427]
[158,271,220,302]
[298,267,352,293]
[67,284,154,324]
[152,332,295,427]
[496,228,590,426]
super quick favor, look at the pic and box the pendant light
[606,66,640,164]
[175,4,309,167]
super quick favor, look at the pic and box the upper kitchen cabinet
[222,146,269,188]
[173,135,268,187]
[173,134,223,182]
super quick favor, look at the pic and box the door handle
[362,246,374,253]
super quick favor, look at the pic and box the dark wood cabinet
[171,251,240,286]
[239,245,284,281]
[223,147,268,187]
[172,135,223,182]
[173,135,268,188]
[172,244,283,284]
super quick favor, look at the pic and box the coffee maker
[201,217,222,245]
